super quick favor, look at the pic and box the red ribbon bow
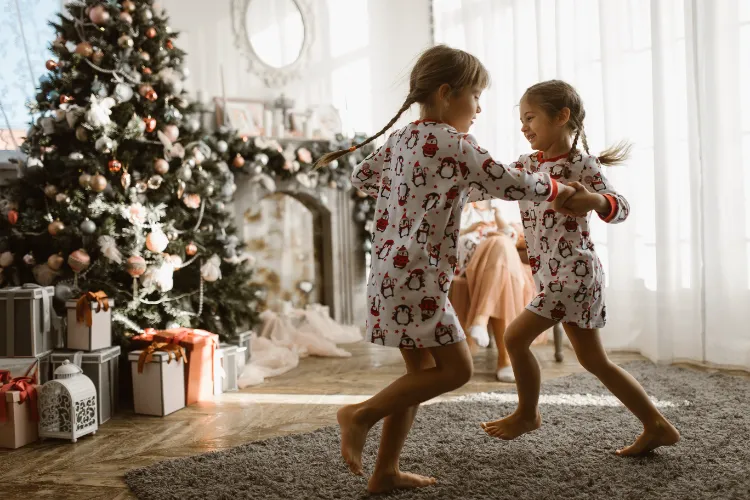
[0,376,39,423]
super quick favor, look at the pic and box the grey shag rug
[124,362,750,500]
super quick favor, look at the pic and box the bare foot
[337,405,369,475]
[367,470,437,494]
[616,419,680,456]
[481,411,541,440]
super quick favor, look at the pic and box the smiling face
[520,96,569,152]
[443,85,483,133]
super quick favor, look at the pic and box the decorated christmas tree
[0,0,263,342]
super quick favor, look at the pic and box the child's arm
[458,134,571,205]
[560,156,630,223]
[350,142,386,198]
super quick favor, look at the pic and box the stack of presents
[0,285,252,449]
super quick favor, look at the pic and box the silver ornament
[186,118,199,133]
[141,8,153,21]
[80,218,96,234]
[177,165,192,181]
[216,140,228,153]
[256,153,269,166]
[215,201,225,211]
[95,136,114,153]
[55,283,75,302]
[114,82,134,102]
[69,152,84,161]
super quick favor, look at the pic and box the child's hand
[557,181,611,217]
[550,183,577,212]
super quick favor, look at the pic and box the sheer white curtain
[433,0,750,369]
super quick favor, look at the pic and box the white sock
[469,325,490,348]
[496,366,515,383]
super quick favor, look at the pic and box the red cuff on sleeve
[599,194,618,222]
[546,179,559,202]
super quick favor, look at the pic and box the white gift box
[0,285,55,357]
[0,350,52,384]
[214,344,239,395]
[65,298,113,351]
[232,330,253,363]
[129,350,185,416]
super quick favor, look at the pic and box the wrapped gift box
[65,292,113,351]
[232,330,253,363]
[129,348,185,416]
[50,346,120,425]
[151,328,218,405]
[0,284,55,357]
[0,351,52,385]
[0,375,39,449]
[214,344,240,395]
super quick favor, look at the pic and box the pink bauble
[68,249,91,273]
[89,5,111,25]
[119,12,132,24]
[154,158,170,174]
[126,255,147,277]
[163,124,179,143]
[146,230,169,253]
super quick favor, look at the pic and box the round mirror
[245,0,305,69]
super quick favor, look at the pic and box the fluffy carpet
[124,362,750,499]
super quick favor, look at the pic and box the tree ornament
[146,229,169,253]
[47,253,64,271]
[44,185,58,199]
[186,242,197,256]
[201,254,222,282]
[0,252,14,268]
[92,50,104,65]
[68,249,90,273]
[22,253,35,266]
[185,118,200,133]
[145,89,157,101]
[89,5,110,24]
[46,60,58,70]
[146,27,157,38]
[119,11,132,24]
[142,67,152,76]
[80,219,96,235]
[154,158,169,174]
[125,255,146,277]
[90,174,108,192]
[79,173,92,188]
[95,136,114,153]
[232,154,245,168]
[75,42,93,57]
[121,170,131,189]
[183,193,201,209]
[177,165,192,181]
[32,263,58,286]
[118,35,134,48]
[168,254,182,269]
[75,126,88,141]
[164,124,179,142]
[55,283,74,302]
[60,95,74,104]
[7,210,18,225]
[136,181,148,193]
[216,140,228,153]
[122,0,136,12]
[176,180,186,198]
[55,193,70,204]
[139,50,151,62]
[141,8,153,21]
[147,175,163,189]
[144,116,157,133]
[166,39,173,50]
[69,152,84,161]
[114,82,133,102]
[108,159,122,172]
[48,220,65,236]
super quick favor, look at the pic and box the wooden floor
[0,342,647,499]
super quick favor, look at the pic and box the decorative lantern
[38,358,98,443]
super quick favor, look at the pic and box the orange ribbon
[0,376,39,423]
[75,291,110,327]
[136,342,188,374]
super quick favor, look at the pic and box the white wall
[159,0,431,134]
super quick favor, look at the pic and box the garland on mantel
[205,126,376,254]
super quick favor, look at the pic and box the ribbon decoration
[0,360,40,423]
[137,342,188,374]
[75,290,110,327]
[0,370,10,384]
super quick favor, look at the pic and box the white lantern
[38,358,98,443]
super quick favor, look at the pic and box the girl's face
[443,85,483,133]
[519,96,569,152]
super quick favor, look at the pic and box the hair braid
[567,128,581,163]
[580,127,590,154]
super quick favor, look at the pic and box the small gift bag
[152,328,218,405]
[0,364,40,449]
[66,291,113,351]
[129,343,186,416]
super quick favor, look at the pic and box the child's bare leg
[482,310,557,439]
[564,324,680,455]
[338,340,473,475]
[368,349,437,493]
[489,317,514,382]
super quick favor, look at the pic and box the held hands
[551,181,610,218]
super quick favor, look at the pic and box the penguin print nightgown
[351,121,560,349]
[518,151,629,328]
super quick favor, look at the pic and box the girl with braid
[481,80,680,456]
[314,48,577,493]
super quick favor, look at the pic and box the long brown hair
[522,80,631,166]
[314,45,490,169]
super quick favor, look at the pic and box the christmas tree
[0,0,263,343]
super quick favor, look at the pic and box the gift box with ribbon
[136,328,218,405]
[0,350,52,385]
[0,284,55,357]
[0,363,40,449]
[128,343,186,416]
[66,291,113,351]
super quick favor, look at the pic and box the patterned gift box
[0,370,39,449]
[50,346,120,425]
[0,350,52,385]
[65,292,113,352]
[214,344,240,395]
[0,284,55,357]
[149,328,218,405]
[129,345,186,416]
